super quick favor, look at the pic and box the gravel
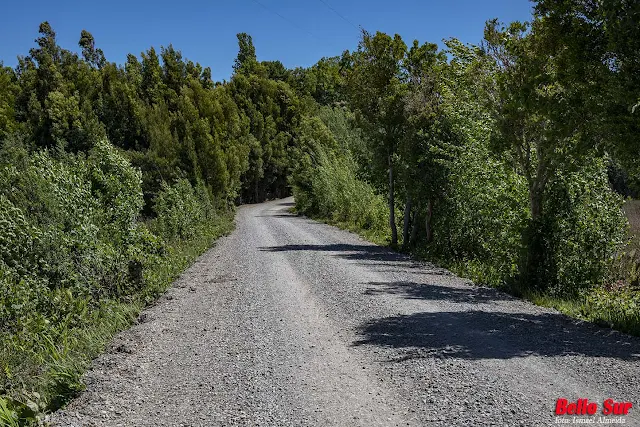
[51,197,640,426]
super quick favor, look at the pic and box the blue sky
[0,0,534,82]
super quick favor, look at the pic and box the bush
[0,137,232,423]
[291,116,388,236]
[152,179,214,241]
[428,138,529,287]
[542,159,628,295]
[582,285,640,335]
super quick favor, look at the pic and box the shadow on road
[259,243,416,263]
[259,243,463,280]
[260,243,640,361]
[353,310,640,361]
[364,281,516,304]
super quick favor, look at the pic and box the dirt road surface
[51,197,640,426]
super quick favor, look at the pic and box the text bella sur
[555,399,633,416]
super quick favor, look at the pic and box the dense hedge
[0,138,233,423]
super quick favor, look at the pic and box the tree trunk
[388,155,398,247]
[401,194,412,250]
[410,203,419,246]
[425,198,433,243]
[254,180,259,203]
[530,185,543,222]
[523,183,545,290]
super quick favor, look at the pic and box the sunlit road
[52,197,640,426]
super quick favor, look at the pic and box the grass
[0,213,234,425]
[525,287,640,337]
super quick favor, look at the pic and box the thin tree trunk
[425,198,433,243]
[402,194,413,250]
[254,180,259,203]
[388,154,398,247]
[410,204,419,246]
[522,180,546,291]
[530,185,543,222]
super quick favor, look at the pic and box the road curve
[52,197,640,426]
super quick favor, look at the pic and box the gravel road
[51,197,640,426]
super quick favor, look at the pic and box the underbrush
[527,286,640,337]
[0,139,234,425]
[291,116,390,241]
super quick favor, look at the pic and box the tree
[262,60,289,81]
[483,19,597,288]
[161,44,186,96]
[140,47,164,104]
[233,33,258,75]
[533,0,640,188]
[399,39,448,248]
[79,30,106,69]
[347,30,408,246]
[0,64,18,135]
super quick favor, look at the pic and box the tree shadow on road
[260,243,461,279]
[254,213,300,218]
[364,281,516,304]
[260,243,640,360]
[259,243,421,264]
[353,310,640,361]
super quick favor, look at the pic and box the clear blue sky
[0,0,534,82]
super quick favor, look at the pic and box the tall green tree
[0,64,18,135]
[483,19,602,288]
[79,29,106,69]
[347,31,408,246]
[233,33,258,75]
[140,47,164,104]
[533,0,640,185]
[399,39,449,248]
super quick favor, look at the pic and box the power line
[316,0,360,31]
[249,0,318,39]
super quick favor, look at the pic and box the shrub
[583,286,640,335]
[0,137,232,422]
[152,179,213,241]
[291,116,388,236]
[542,159,628,295]
[429,138,529,287]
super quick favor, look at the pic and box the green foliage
[152,179,212,241]
[533,0,640,179]
[0,138,233,423]
[430,137,529,286]
[2,15,640,425]
[583,286,640,335]
[291,116,388,236]
[542,160,628,295]
[289,56,346,105]
[233,33,258,75]
[0,65,18,136]
[229,72,301,202]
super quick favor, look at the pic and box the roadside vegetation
[290,2,640,338]
[1,0,639,424]
[0,26,303,424]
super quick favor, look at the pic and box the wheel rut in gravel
[52,197,640,426]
